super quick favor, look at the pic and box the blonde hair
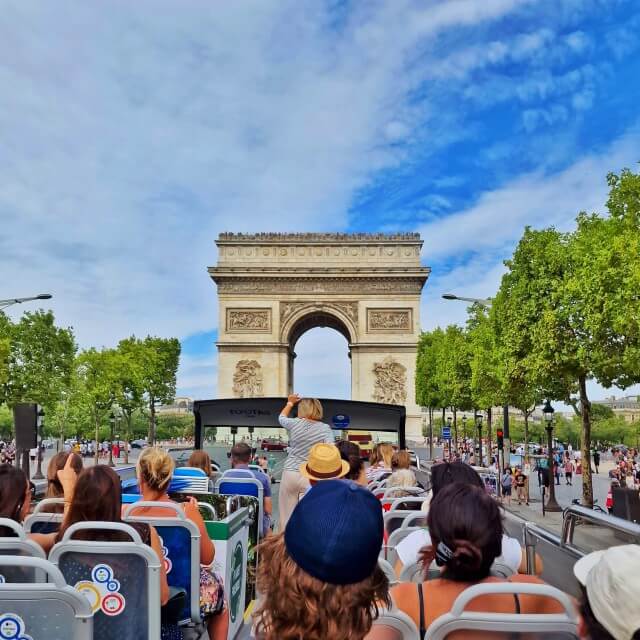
[137,447,174,492]
[377,443,394,469]
[392,450,411,470]
[298,398,323,421]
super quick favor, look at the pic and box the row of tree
[0,310,181,451]
[416,168,640,505]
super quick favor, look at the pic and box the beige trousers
[278,470,310,531]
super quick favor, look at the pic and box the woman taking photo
[278,394,335,530]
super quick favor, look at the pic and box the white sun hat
[573,544,640,640]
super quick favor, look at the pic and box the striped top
[279,415,335,472]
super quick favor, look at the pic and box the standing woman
[278,394,334,530]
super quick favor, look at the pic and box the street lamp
[108,412,116,467]
[0,294,52,310]
[441,293,492,307]
[542,399,562,512]
[475,412,484,466]
[32,407,45,480]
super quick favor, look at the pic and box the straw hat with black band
[300,443,349,482]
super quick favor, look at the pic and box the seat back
[424,582,579,640]
[0,519,46,583]
[124,501,201,624]
[398,560,440,583]
[401,512,428,528]
[0,555,93,640]
[389,496,429,511]
[383,526,423,566]
[24,501,64,535]
[377,558,398,586]
[49,521,161,640]
[169,467,210,494]
[216,473,264,537]
[366,608,419,640]
[383,510,416,538]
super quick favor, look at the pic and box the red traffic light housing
[497,429,504,450]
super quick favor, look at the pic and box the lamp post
[447,416,453,460]
[0,294,52,311]
[475,412,484,466]
[32,407,45,480]
[543,399,562,512]
[108,412,115,467]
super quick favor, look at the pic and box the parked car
[260,438,288,452]
[131,439,148,449]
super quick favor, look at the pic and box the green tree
[114,341,146,463]
[1,311,76,411]
[416,328,446,447]
[76,348,121,463]
[138,337,181,445]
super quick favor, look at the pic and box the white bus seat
[389,496,429,512]
[424,582,579,640]
[24,511,64,536]
[32,497,66,513]
[197,501,217,521]
[383,511,417,537]
[49,521,162,640]
[401,512,428,528]
[366,607,420,640]
[0,518,46,583]
[382,527,424,567]
[0,555,93,640]
[124,501,201,625]
[378,558,399,586]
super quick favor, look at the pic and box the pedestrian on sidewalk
[501,468,513,506]
[553,460,561,486]
[564,458,574,486]
[593,449,600,474]
[514,467,528,505]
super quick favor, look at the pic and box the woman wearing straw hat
[300,443,350,487]
[278,394,335,530]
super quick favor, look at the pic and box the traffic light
[497,429,504,450]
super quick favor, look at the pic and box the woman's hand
[182,496,201,521]
[287,394,301,405]
[57,453,78,501]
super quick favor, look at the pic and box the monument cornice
[217,232,422,244]
[209,266,430,278]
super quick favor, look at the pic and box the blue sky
[2,0,639,403]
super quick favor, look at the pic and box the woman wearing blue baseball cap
[253,480,391,640]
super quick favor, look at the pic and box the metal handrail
[562,505,640,549]
[523,522,581,574]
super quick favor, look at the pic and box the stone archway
[208,233,430,437]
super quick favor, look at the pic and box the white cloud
[419,126,640,261]
[0,0,533,350]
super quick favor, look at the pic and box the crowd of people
[1,394,639,640]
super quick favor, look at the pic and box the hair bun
[450,540,482,572]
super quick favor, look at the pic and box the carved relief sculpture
[232,360,264,397]
[372,356,407,405]
[226,309,271,332]
[280,301,358,327]
[367,308,412,332]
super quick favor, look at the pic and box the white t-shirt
[395,529,523,574]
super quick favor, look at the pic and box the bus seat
[398,560,440,583]
[366,608,419,640]
[169,467,210,494]
[215,475,265,538]
[378,558,399,586]
[123,501,201,625]
[0,555,93,640]
[0,518,46,583]
[383,511,418,539]
[401,512,428,529]
[24,511,63,536]
[382,527,424,567]
[49,521,162,640]
[424,582,579,640]
[389,496,429,512]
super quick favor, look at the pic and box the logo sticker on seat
[0,613,33,640]
[159,535,172,574]
[74,563,126,616]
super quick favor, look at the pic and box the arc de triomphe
[208,233,430,437]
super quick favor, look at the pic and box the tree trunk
[579,374,593,507]
[487,407,493,465]
[524,412,529,464]
[124,415,131,464]
[428,407,433,460]
[453,407,458,453]
[94,414,100,465]
[148,397,156,445]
